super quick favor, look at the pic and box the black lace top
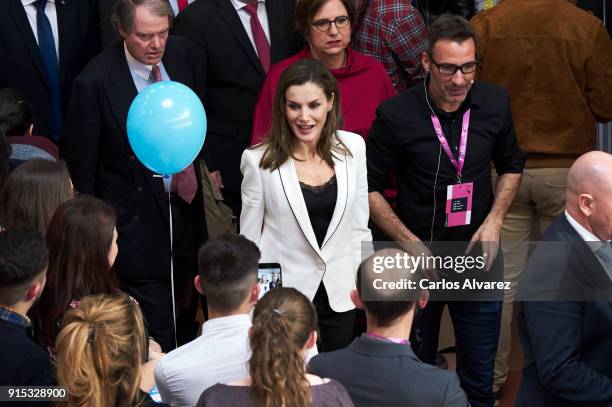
[300,175,337,248]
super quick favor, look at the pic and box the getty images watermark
[360,241,612,302]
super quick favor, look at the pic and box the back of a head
[0,89,33,188]
[197,234,260,314]
[32,196,119,348]
[249,287,317,407]
[0,228,47,307]
[55,293,147,407]
[0,159,72,235]
[357,249,423,328]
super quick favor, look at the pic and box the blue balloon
[127,81,206,175]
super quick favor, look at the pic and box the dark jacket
[517,215,612,406]
[0,0,99,140]
[308,335,469,407]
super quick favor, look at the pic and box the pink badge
[446,182,473,227]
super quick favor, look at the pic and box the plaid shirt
[0,306,31,328]
[352,0,427,92]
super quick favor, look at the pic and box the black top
[300,175,338,248]
[196,380,354,407]
[367,80,525,241]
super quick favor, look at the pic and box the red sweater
[251,47,395,145]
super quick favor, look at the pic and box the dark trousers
[313,284,356,352]
[411,300,502,407]
[122,195,200,352]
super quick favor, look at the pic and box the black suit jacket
[308,335,469,407]
[517,215,612,406]
[0,0,99,140]
[62,37,205,283]
[174,0,301,206]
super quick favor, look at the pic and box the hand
[466,218,502,271]
[148,338,162,357]
[209,170,224,191]
[399,239,441,281]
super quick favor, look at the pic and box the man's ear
[25,273,46,303]
[305,330,317,350]
[194,275,205,295]
[578,193,594,217]
[418,289,429,309]
[421,51,431,73]
[350,289,364,309]
[250,281,261,303]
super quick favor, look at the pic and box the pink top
[251,47,395,144]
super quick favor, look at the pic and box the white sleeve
[239,149,265,245]
[351,137,373,271]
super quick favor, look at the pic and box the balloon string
[167,182,178,349]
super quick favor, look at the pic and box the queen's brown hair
[258,59,350,171]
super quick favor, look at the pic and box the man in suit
[308,248,469,407]
[174,0,301,217]
[0,228,54,390]
[0,0,99,142]
[62,0,206,351]
[517,151,612,406]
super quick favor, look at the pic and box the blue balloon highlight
[127,81,206,175]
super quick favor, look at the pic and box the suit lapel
[322,151,348,249]
[8,0,48,88]
[105,43,169,224]
[278,159,323,258]
[215,0,266,77]
[265,0,284,63]
[55,0,68,87]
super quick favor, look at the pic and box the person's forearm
[487,172,522,224]
[368,191,420,242]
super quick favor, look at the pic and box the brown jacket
[472,0,612,168]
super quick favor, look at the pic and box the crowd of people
[0,0,611,406]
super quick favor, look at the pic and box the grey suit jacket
[308,335,469,407]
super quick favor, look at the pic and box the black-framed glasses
[430,58,479,75]
[312,15,350,32]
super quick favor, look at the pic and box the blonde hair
[249,287,317,407]
[55,293,147,407]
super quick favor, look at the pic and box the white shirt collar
[229,0,265,12]
[201,314,251,335]
[123,42,156,82]
[22,0,55,6]
[565,210,608,253]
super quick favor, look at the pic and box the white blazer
[240,130,372,312]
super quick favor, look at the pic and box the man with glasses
[367,14,524,407]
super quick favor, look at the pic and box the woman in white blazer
[240,59,372,351]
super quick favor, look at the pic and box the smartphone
[258,263,282,298]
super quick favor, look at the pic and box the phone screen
[258,263,282,298]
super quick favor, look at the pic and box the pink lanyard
[366,332,409,345]
[430,109,471,182]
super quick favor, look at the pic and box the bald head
[566,151,612,240]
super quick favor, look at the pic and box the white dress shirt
[154,314,252,407]
[229,0,270,56]
[124,43,173,189]
[565,210,612,279]
[21,0,59,60]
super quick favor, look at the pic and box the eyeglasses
[430,58,478,75]
[311,15,350,32]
